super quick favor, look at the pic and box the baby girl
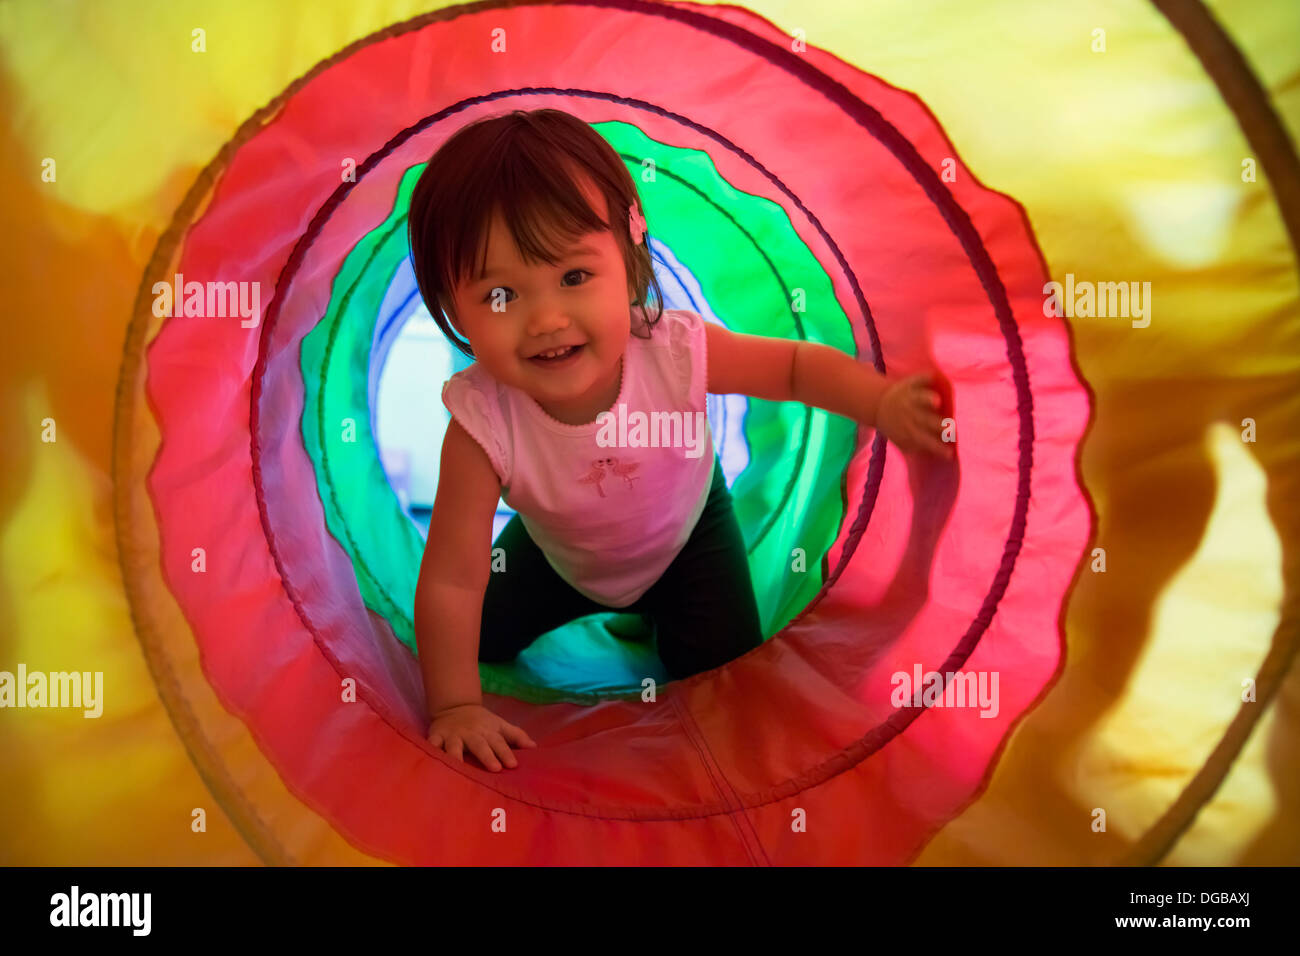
[406,108,950,772]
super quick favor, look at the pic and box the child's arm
[414,418,499,715]
[704,322,953,459]
[415,420,537,771]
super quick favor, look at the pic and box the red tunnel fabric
[139,0,1090,863]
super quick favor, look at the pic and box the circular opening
[295,129,863,707]
[370,244,762,694]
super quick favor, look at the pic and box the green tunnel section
[299,121,859,704]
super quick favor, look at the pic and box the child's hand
[876,372,955,460]
[427,703,537,772]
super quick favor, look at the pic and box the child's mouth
[530,344,584,368]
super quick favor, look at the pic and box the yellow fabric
[1,0,1295,864]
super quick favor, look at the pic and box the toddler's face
[446,181,633,425]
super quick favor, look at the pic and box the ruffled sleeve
[441,365,511,488]
[660,308,709,412]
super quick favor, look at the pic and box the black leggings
[478,454,764,680]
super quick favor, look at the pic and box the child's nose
[525,304,572,336]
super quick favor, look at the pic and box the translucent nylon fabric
[134,0,1085,864]
[7,0,1292,866]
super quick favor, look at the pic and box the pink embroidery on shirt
[609,456,640,489]
[578,458,612,498]
[577,457,640,497]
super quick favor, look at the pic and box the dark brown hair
[406,108,665,358]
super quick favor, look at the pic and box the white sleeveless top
[440,307,715,608]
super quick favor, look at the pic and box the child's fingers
[899,374,945,415]
[913,407,944,438]
[501,722,538,748]
[485,731,519,769]
[466,735,503,772]
[908,410,954,460]
[900,382,936,410]
[881,379,951,460]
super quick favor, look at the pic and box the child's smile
[528,342,585,367]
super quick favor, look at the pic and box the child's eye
[483,271,589,303]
